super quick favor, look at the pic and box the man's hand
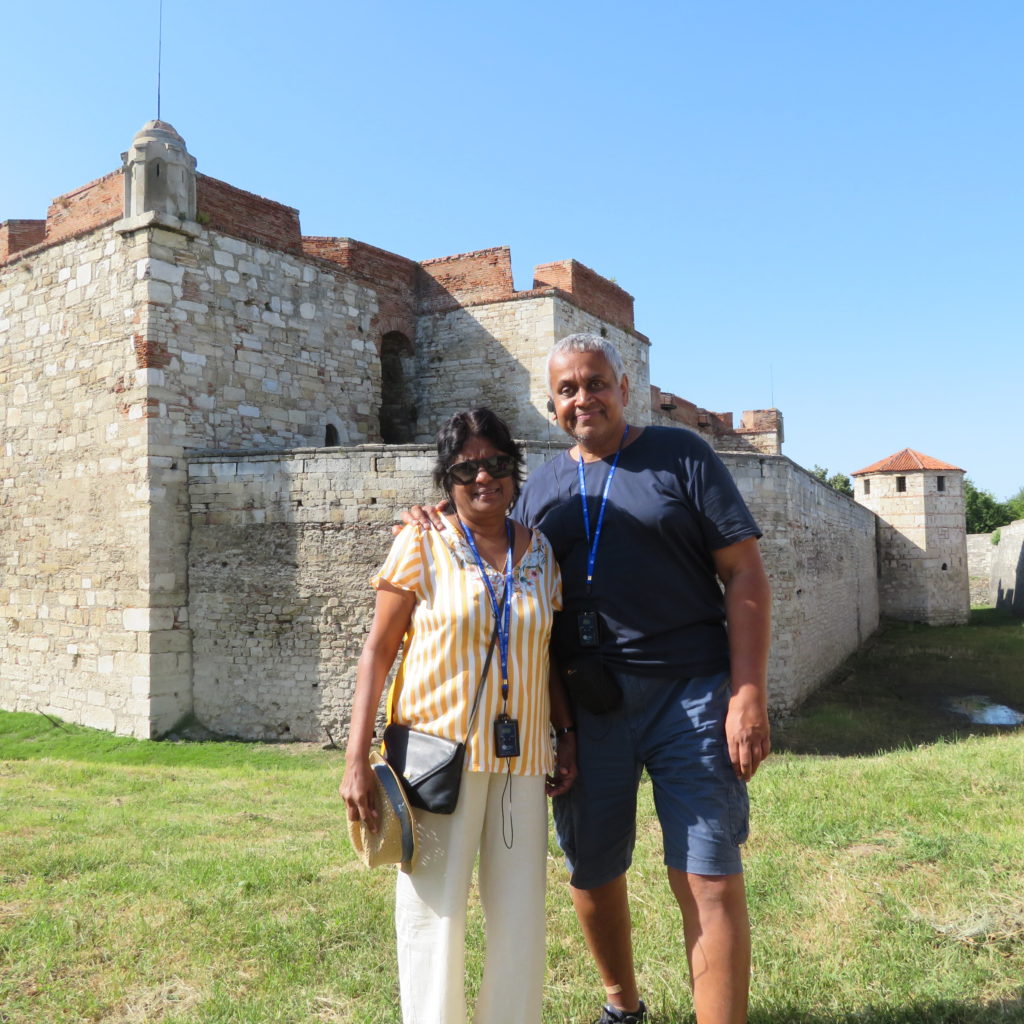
[725,686,771,781]
[713,537,772,780]
[545,733,578,797]
[391,501,450,536]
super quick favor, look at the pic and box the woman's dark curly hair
[433,408,525,504]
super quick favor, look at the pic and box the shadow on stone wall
[992,520,1024,617]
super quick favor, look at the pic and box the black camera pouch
[552,608,622,714]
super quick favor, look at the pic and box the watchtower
[852,448,969,625]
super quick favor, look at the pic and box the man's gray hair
[546,333,625,391]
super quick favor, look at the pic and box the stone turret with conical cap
[121,120,197,221]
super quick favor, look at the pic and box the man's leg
[569,873,642,1015]
[668,869,750,1024]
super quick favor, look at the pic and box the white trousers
[395,771,548,1024]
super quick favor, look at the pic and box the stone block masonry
[735,457,880,710]
[187,445,880,740]
[0,228,165,736]
[966,532,996,607]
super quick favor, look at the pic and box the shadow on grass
[773,609,1024,758]
[744,996,1024,1023]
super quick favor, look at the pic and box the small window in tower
[325,424,340,446]
[863,479,871,495]
[896,476,906,493]
[937,475,946,492]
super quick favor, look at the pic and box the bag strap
[465,615,501,735]
[384,610,501,740]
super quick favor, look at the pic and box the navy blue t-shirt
[514,426,761,677]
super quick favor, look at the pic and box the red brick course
[0,220,46,261]
[533,259,634,331]
[418,247,515,313]
[196,175,302,255]
[45,171,124,245]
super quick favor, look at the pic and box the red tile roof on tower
[851,448,965,476]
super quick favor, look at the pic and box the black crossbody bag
[383,620,500,815]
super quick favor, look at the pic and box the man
[406,333,771,1023]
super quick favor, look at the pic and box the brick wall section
[302,236,419,340]
[186,446,879,739]
[533,259,634,332]
[44,171,124,246]
[0,220,47,261]
[649,386,731,445]
[418,247,516,314]
[196,174,302,255]
[303,237,418,294]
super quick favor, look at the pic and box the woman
[341,407,576,1024]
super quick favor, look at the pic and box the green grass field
[1,611,1022,1022]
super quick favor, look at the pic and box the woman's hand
[545,733,578,798]
[340,757,379,832]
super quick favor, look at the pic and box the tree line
[964,479,1024,534]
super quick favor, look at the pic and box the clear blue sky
[4,1,1021,499]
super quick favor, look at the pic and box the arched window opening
[325,423,340,446]
[380,331,416,443]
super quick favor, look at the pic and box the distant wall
[186,445,879,739]
[728,455,880,712]
[990,520,1024,616]
[966,533,996,606]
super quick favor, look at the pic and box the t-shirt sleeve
[371,524,427,596]
[685,441,762,551]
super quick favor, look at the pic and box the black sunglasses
[446,454,516,485]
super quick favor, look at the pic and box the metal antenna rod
[156,0,164,120]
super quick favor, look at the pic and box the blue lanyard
[577,426,629,590]
[458,517,514,702]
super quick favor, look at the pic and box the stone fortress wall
[989,521,1024,615]
[1,120,971,741]
[966,525,1024,615]
[186,447,879,740]
[966,533,998,607]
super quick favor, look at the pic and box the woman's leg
[474,773,548,1024]
[396,771,489,1024]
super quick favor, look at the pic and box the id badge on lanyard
[459,516,520,759]
[575,426,629,644]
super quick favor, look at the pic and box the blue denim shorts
[553,670,749,889]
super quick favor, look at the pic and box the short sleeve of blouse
[539,530,563,613]
[371,524,427,597]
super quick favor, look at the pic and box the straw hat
[347,751,418,872]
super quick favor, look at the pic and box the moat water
[945,695,1024,726]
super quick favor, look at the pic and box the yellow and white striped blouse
[374,518,562,775]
